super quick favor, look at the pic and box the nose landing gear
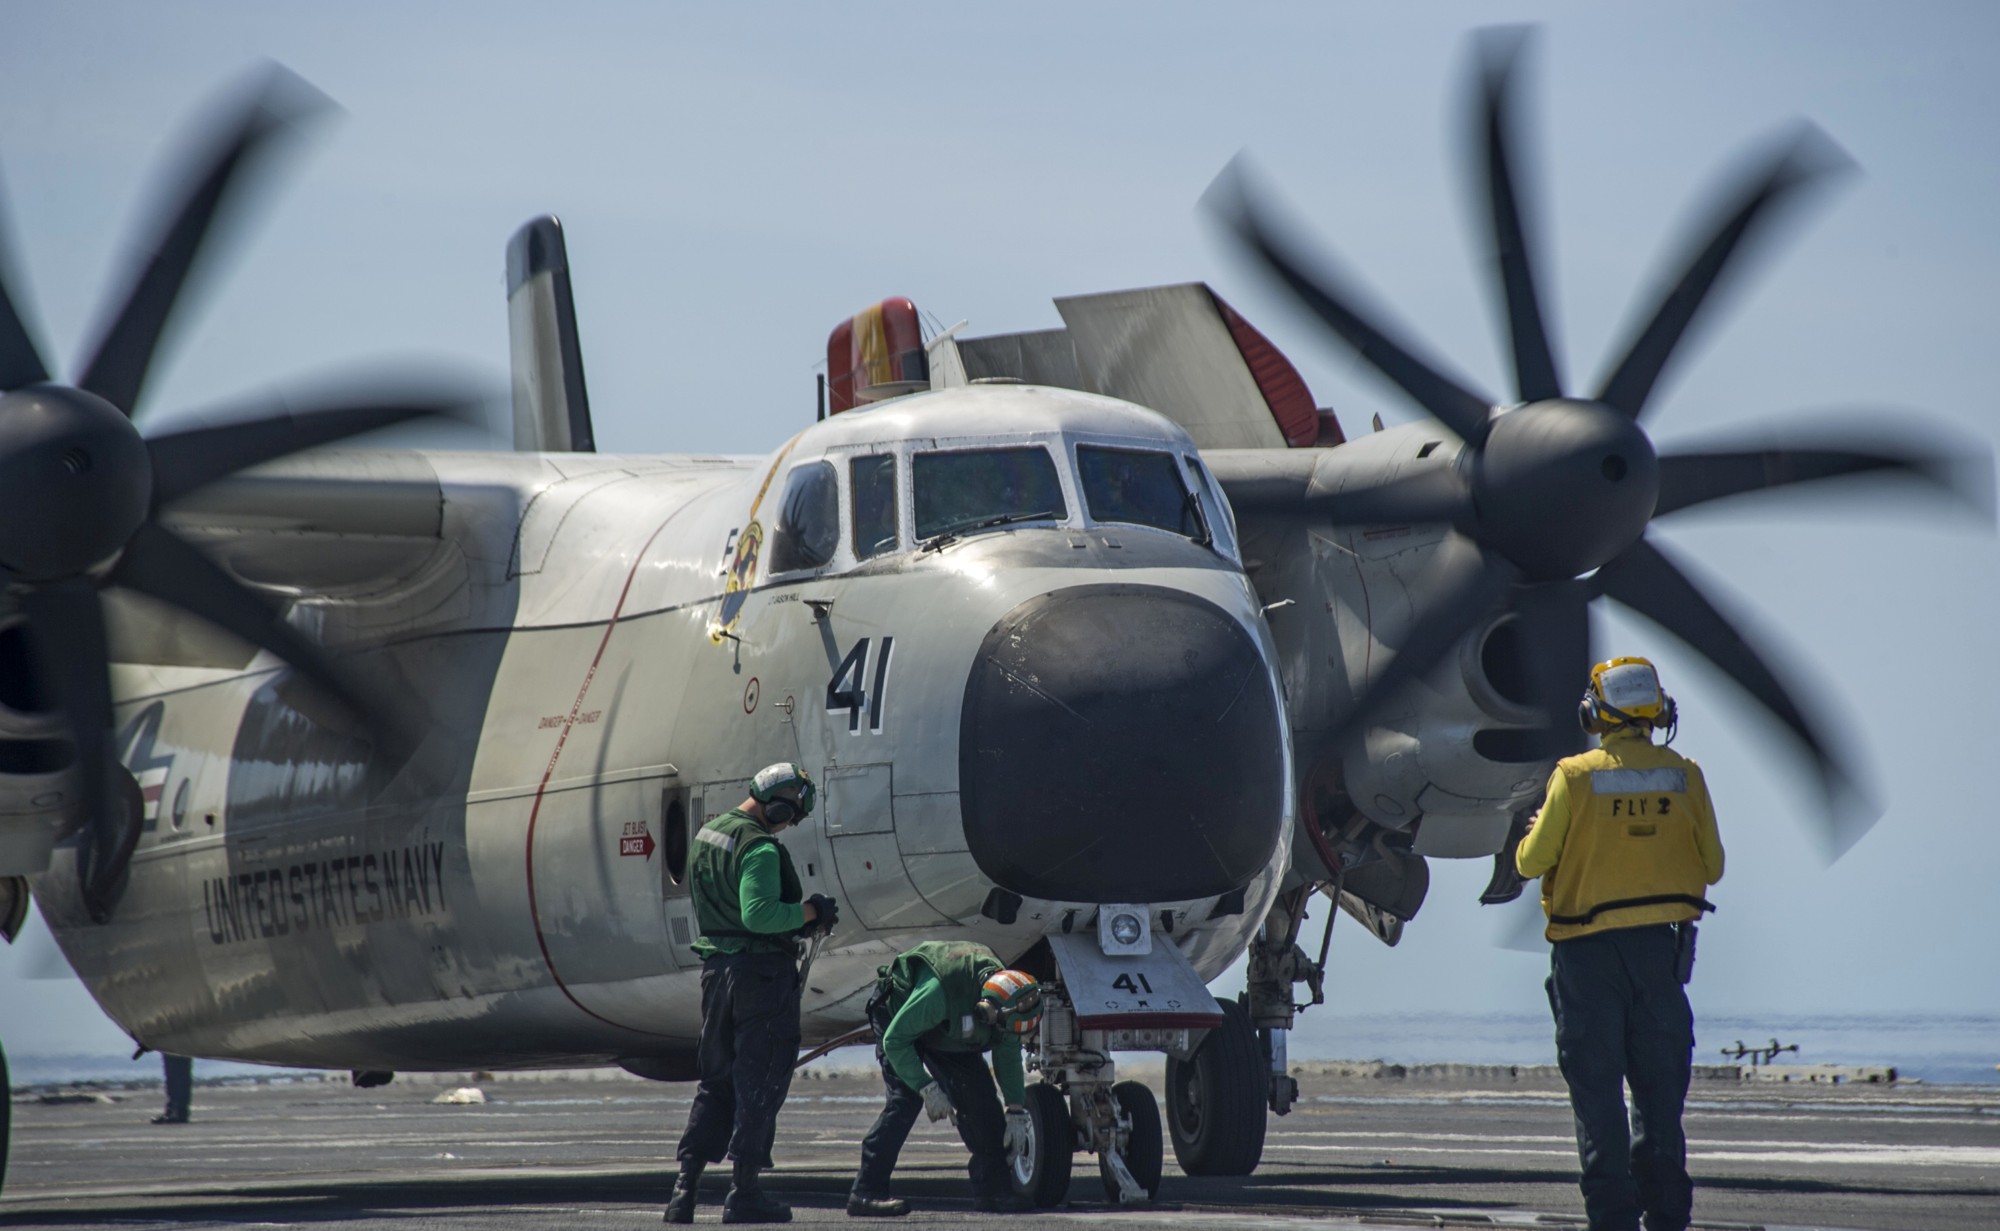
[1010,986,1168,1207]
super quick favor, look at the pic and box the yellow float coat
[1516,728,1724,942]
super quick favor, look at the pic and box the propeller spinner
[1210,28,1990,858]
[0,67,469,920]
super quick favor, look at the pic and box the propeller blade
[146,385,473,507]
[16,582,120,912]
[1473,27,1563,403]
[1596,125,1851,421]
[1325,535,1517,750]
[0,166,50,390]
[1510,577,1593,759]
[1205,158,1497,445]
[1654,442,1992,519]
[1293,464,1473,526]
[77,67,329,416]
[109,521,402,748]
[1595,535,1874,857]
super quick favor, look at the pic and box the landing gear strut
[1242,884,1324,1120]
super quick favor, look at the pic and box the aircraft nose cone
[959,584,1286,904]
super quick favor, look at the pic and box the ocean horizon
[11,1011,1994,1089]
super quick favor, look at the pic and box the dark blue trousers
[675,952,801,1171]
[851,997,1008,1200]
[1546,924,1695,1231]
[162,1054,192,1121]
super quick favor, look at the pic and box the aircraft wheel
[1010,1082,1073,1207]
[1098,1079,1162,1202]
[1166,997,1268,1175]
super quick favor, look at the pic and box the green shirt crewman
[847,941,1041,1217]
[1516,657,1723,1231]
[666,763,838,1227]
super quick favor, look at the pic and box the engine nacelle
[0,612,82,874]
[1222,425,1557,880]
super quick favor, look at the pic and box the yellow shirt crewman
[1517,657,1722,1231]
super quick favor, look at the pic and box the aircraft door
[526,770,678,993]
[824,763,951,930]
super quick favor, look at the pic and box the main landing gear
[1165,997,1267,1175]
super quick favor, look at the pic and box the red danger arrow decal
[620,827,656,860]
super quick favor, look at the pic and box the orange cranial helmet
[981,969,1042,1034]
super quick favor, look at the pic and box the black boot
[723,1161,793,1224]
[663,1162,702,1224]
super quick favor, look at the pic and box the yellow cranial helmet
[1579,656,1676,734]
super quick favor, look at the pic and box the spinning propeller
[1211,29,1988,858]
[0,68,470,920]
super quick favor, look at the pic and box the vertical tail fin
[505,216,595,452]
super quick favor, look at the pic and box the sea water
[11,1013,1993,1089]
[1287,1011,2000,1086]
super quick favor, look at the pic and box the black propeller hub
[0,385,151,582]
[1473,398,1658,580]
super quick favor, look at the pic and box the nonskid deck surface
[3,1066,1996,1230]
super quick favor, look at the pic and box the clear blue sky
[2,2,1996,1060]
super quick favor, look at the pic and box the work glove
[801,893,839,936]
[1002,1105,1031,1156]
[920,1081,956,1124]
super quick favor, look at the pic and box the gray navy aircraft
[0,31,1983,1202]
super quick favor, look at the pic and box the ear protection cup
[1578,694,1606,735]
[762,795,801,827]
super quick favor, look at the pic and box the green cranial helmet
[750,762,816,824]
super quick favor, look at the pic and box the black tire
[1010,1081,1073,1208]
[1165,997,1268,1175]
[1098,1079,1163,1202]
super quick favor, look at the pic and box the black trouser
[676,951,801,1171]
[162,1054,192,1119]
[851,995,1008,1201]
[1546,924,1694,1231]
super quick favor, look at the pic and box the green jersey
[689,807,805,959]
[877,941,1025,1104]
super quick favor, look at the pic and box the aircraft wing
[108,451,454,668]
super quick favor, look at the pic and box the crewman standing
[1517,657,1724,1231]
[666,763,837,1226]
[846,941,1041,1217]
[153,1053,192,1124]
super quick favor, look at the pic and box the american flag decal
[118,702,175,831]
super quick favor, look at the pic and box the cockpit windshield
[1077,445,1202,538]
[912,446,1067,542]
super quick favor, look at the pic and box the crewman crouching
[846,941,1041,1217]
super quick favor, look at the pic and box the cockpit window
[1078,445,1201,537]
[769,460,840,572]
[1184,454,1237,556]
[912,447,1067,542]
[851,454,899,560]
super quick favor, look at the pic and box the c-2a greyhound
[0,35,1981,1202]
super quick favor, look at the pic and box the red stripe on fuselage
[522,515,680,1038]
